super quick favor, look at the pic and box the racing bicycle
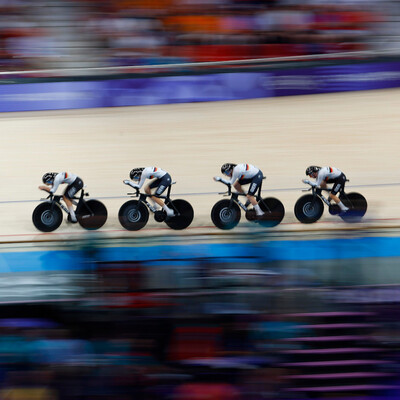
[294,181,367,224]
[33,188,108,232]
[211,178,285,230]
[118,181,194,231]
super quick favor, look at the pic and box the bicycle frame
[304,185,331,206]
[218,178,265,211]
[43,189,90,216]
[303,182,350,207]
[126,183,178,214]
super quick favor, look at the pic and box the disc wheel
[77,199,108,230]
[257,197,285,227]
[211,199,241,230]
[118,200,149,231]
[294,194,324,224]
[32,202,63,232]
[339,192,367,222]
[165,199,194,230]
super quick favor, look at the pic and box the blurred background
[1,0,400,399]
[0,0,397,70]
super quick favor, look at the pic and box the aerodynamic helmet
[221,163,237,175]
[42,172,58,184]
[305,166,321,176]
[130,167,145,181]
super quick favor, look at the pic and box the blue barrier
[1,235,400,273]
[1,61,400,112]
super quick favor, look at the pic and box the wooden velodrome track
[1,88,400,242]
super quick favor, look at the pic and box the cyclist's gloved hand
[302,179,310,184]
[124,180,139,189]
[213,176,221,182]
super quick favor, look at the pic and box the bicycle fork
[144,201,158,213]
[320,194,331,206]
[58,202,70,214]
[230,193,247,212]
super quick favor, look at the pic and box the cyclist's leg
[145,182,160,209]
[247,173,263,215]
[63,178,83,222]
[233,181,245,194]
[152,174,174,216]
[329,175,348,212]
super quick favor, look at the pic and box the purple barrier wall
[0,61,400,112]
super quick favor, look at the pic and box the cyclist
[124,167,175,217]
[303,166,349,214]
[214,163,265,217]
[39,172,84,223]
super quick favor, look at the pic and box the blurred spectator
[0,0,391,71]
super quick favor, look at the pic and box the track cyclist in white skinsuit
[303,166,349,214]
[124,167,175,217]
[214,163,265,217]
[39,172,84,223]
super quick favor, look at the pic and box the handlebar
[40,188,87,201]
[302,181,330,195]
[123,180,140,196]
[214,179,232,196]
[40,192,61,202]
[123,181,173,200]
[39,188,54,201]
[214,175,266,196]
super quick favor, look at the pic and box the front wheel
[32,202,63,232]
[257,197,285,227]
[77,199,108,230]
[211,199,241,230]
[118,200,149,231]
[165,199,194,230]
[340,192,367,222]
[294,195,324,224]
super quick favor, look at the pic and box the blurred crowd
[0,259,399,400]
[0,0,398,71]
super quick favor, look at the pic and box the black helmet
[42,172,57,184]
[221,163,236,175]
[305,166,321,176]
[130,167,145,181]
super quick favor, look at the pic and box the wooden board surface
[1,88,400,240]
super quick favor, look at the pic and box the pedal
[67,215,78,224]
[245,209,257,221]
[328,204,340,215]
[256,213,269,221]
[154,210,166,222]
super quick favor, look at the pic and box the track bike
[294,181,367,224]
[118,181,194,231]
[211,178,285,230]
[33,189,108,232]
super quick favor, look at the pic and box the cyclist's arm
[50,174,63,193]
[136,168,151,189]
[229,169,240,185]
[315,172,326,187]
[215,166,239,186]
